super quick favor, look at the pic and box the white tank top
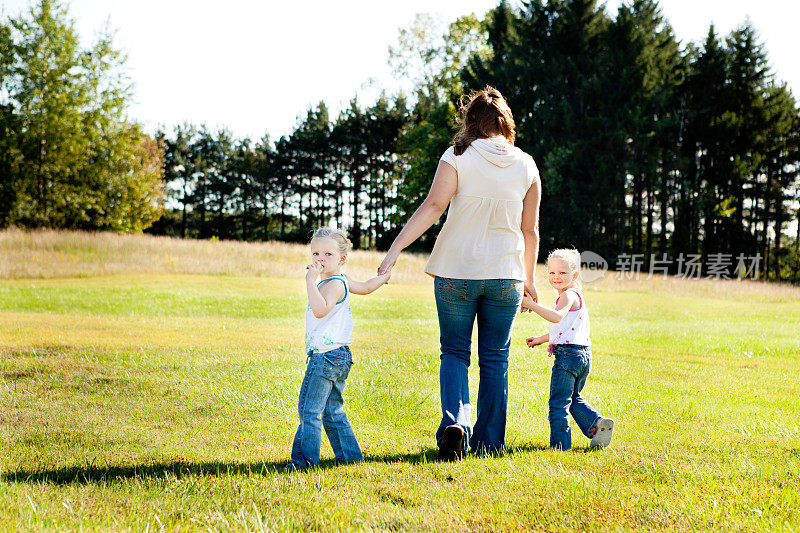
[304,274,353,354]
[549,288,591,347]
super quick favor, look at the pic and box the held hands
[376,270,392,286]
[520,281,538,313]
[520,293,536,313]
[377,249,399,277]
[524,280,538,302]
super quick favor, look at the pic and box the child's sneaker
[589,418,614,449]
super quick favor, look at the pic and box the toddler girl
[523,249,614,450]
[287,227,390,469]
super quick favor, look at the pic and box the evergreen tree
[251,135,277,240]
[292,103,332,236]
[758,84,800,278]
[272,134,297,239]
[203,128,235,239]
[332,100,369,248]
[0,23,19,225]
[606,0,682,260]
[724,23,771,255]
[682,27,734,257]
[394,101,456,250]
[157,124,196,238]
[466,0,616,257]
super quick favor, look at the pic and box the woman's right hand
[377,249,399,276]
[521,280,538,312]
[520,293,536,312]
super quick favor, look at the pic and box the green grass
[1,230,799,531]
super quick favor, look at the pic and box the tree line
[151,97,408,251]
[2,0,799,280]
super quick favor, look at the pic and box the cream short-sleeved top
[424,137,539,281]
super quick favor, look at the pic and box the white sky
[2,0,798,141]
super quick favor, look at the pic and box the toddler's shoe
[438,424,465,461]
[589,418,614,449]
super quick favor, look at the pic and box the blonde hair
[310,227,352,259]
[546,248,582,289]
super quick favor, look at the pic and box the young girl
[522,249,614,450]
[287,227,391,469]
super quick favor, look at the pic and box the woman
[377,87,541,459]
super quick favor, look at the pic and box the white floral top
[305,274,353,353]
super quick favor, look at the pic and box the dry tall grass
[0,228,430,283]
[2,228,798,301]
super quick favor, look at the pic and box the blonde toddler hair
[547,248,582,289]
[311,227,352,260]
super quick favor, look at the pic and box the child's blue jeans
[290,345,363,467]
[549,344,602,450]
[433,276,522,455]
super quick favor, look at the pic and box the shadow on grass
[508,442,555,454]
[3,443,597,485]
[507,442,613,454]
[1,448,442,485]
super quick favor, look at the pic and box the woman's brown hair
[452,86,516,156]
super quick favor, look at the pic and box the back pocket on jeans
[435,277,468,303]
[498,279,523,304]
[322,352,351,381]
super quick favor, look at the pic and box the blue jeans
[434,277,523,455]
[549,344,602,450]
[290,346,363,467]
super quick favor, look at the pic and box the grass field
[2,229,799,531]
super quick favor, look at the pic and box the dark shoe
[438,424,465,461]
